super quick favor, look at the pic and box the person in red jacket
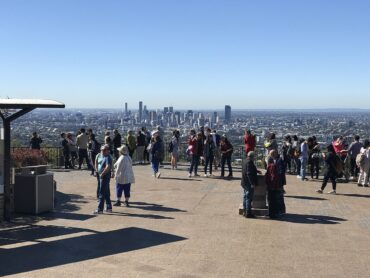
[265,156,281,219]
[244,129,256,155]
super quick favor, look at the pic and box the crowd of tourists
[53,126,370,216]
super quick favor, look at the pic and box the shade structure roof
[0,99,65,109]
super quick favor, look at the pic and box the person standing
[188,130,198,178]
[136,130,146,164]
[67,133,78,168]
[300,138,309,181]
[308,136,321,179]
[127,130,137,159]
[30,132,42,150]
[61,133,72,169]
[142,127,151,163]
[347,135,363,180]
[241,151,261,218]
[212,129,221,171]
[316,144,338,194]
[220,136,233,178]
[113,129,122,160]
[244,129,256,155]
[88,133,100,176]
[203,134,215,177]
[94,144,113,214]
[170,130,180,170]
[357,140,370,187]
[76,128,90,170]
[113,145,135,207]
[265,157,281,219]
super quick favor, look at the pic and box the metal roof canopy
[0,99,65,221]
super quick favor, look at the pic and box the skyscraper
[139,101,143,123]
[125,102,128,115]
[225,105,231,123]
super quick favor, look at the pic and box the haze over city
[1,0,369,109]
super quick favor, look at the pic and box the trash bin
[14,165,54,215]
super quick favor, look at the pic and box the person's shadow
[278,213,346,224]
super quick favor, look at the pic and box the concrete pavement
[1,164,370,277]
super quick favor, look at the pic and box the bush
[11,149,49,167]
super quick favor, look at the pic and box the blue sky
[0,0,369,109]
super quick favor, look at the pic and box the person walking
[151,134,163,178]
[113,145,135,207]
[94,144,113,214]
[316,144,338,194]
[220,135,233,178]
[241,151,261,218]
[300,138,309,181]
[309,136,321,179]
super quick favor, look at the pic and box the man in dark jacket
[241,151,261,218]
[113,129,122,160]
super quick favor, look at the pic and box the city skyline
[1,1,370,109]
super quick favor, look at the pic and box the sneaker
[327,190,336,195]
[316,189,323,194]
[364,184,369,187]
[124,201,130,207]
[296,175,301,179]
[113,201,121,206]
[93,209,103,214]
[194,173,200,177]
[188,173,192,178]
[104,208,113,213]
[245,213,256,218]
[156,172,161,179]
[357,183,363,187]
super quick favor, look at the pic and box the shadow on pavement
[285,195,328,201]
[159,177,202,181]
[129,202,187,213]
[107,211,175,220]
[278,213,347,224]
[336,193,370,199]
[0,226,186,276]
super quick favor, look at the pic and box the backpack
[168,141,174,153]
[332,155,344,175]
[356,152,367,167]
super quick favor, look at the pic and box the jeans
[300,157,308,180]
[98,176,112,211]
[294,157,301,175]
[189,155,200,174]
[358,164,370,186]
[152,160,160,174]
[204,155,214,175]
[221,155,232,176]
[243,185,254,213]
[96,173,100,199]
[116,183,131,199]
[350,157,360,177]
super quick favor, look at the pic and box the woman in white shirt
[113,145,135,206]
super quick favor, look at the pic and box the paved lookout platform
[1,165,370,277]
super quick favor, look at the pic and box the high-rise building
[139,101,143,123]
[125,102,128,115]
[169,106,174,113]
[164,107,169,114]
[225,105,231,123]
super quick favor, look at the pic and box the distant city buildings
[225,105,231,123]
